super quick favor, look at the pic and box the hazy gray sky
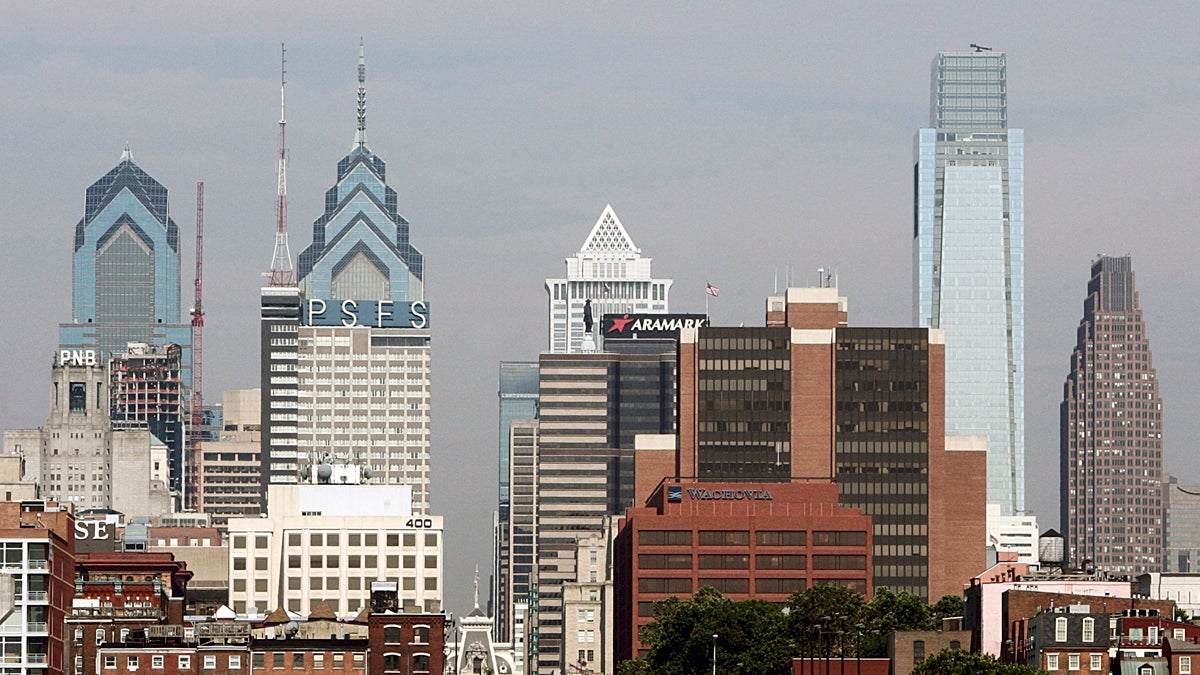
[2,3,1198,614]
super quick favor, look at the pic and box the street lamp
[712,634,718,675]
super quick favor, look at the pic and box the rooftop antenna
[354,38,368,148]
[970,43,993,52]
[268,43,296,286]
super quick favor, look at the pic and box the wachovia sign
[602,313,708,340]
[668,486,774,502]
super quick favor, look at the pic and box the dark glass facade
[835,328,931,596]
[695,327,792,481]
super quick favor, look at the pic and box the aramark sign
[303,299,429,329]
[602,313,708,340]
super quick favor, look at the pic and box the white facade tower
[545,205,671,353]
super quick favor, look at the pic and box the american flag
[706,282,720,297]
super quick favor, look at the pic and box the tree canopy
[622,586,975,674]
[910,650,1047,675]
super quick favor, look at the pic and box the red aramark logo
[608,314,635,334]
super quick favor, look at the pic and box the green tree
[929,594,965,623]
[859,588,935,656]
[635,587,792,675]
[784,585,867,659]
[911,649,1047,675]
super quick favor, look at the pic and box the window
[1182,656,1193,675]
[1090,654,1102,671]
[385,626,402,644]
[913,640,925,664]
[120,629,130,642]
[756,530,806,546]
[639,554,691,569]
[698,530,749,546]
[96,628,106,645]
[128,656,140,670]
[415,626,430,643]
[384,653,402,672]
[813,531,867,546]
[812,555,866,570]
[949,641,961,651]
[756,554,805,570]
[151,655,164,669]
[179,655,192,669]
[104,656,116,670]
[204,655,217,669]
[333,653,345,668]
[273,652,285,668]
[1056,617,1068,642]
[414,654,430,673]
[1047,654,1059,670]
[698,554,749,569]
[1068,653,1080,671]
[1082,617,1094,642]
[293,652,305,667]
[638,530,691,546]
[312,654,323,669]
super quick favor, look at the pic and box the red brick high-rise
[670,287,986,601]
[1061,255,1164,574]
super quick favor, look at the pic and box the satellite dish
[285,621,299,636]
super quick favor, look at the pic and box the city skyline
[2,4,1198,615]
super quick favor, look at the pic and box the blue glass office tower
[493,361,540,642]
[60,148,191,365]
[296,50,424,302]
[913,50,1025,515]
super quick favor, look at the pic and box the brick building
[672,287,986,601]
[889,629,971,675]
[66,551,192,675]
[613,480,871,660]
[1016,608,1110,674]
[365,582,448,675]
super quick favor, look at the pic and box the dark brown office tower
[1061,255,1164,574]
[673,288,986,601]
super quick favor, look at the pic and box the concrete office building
[227,458,442,618]
[545,205,671,354]
[500,419,539,656]
[913,49,1025,516]
[531,345,676,674]
[198,389,262,526]
[1061,255,1163,574]
[987,504,1040,566]
[675,287,987,601]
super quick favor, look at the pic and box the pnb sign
[57,349,98,367]
[303,299,429,329]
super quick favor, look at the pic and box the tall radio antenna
[268,43,296,286]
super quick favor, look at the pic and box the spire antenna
[354,38,369,148]
[268,43,296,286]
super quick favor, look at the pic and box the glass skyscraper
[913,50,1025,515]
[59,148,191,371]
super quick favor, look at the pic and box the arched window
[384,625,402,644]
[1082,617,1095,642]
[913,640,925,664]
[414,654,430,673]
[384,653,402,672]
[414,625,430,644]
[1055,617,1068,642]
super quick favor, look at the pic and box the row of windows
[232,532,438,549]
[638,554,864,570]
[637,530,864,548]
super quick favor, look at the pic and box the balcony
[24,591,48,602]
[27,622,47,633]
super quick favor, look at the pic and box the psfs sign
[58,349,98,367]
[602,313,708,340]
[303,299,429,329]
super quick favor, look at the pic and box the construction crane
[188,181,205,511]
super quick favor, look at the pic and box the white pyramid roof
[578,204,640,256]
